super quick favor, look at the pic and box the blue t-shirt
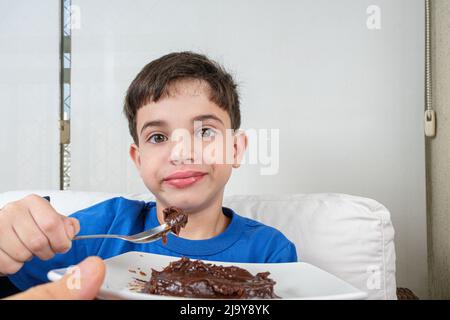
[8,197,298,291]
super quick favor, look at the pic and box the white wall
[0,0,60,192]
[70,0,426,298]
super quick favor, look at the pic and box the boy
[0,52,297,291]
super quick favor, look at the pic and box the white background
[0,0,428,298]
[0,0,60,191]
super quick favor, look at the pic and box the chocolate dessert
[143,257,279,299]
[163,206,188,235]
[161,206,188,245]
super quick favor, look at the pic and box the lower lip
[163,174,207,189]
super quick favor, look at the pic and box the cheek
[211,164,233,184]
[201,136,234,165]
[138,148,165,179]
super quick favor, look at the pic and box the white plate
[47,251,368,300]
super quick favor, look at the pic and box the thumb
[5,256,105,300]
[63,217,81,240]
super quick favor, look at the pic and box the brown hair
[123,51,241,145]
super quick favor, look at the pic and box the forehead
[136,79,232,130]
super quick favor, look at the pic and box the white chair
[0,190,397,299]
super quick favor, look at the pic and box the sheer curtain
[69,0,427,297]
[0,0,60,192]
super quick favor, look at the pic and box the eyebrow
[140,120,168,136]
[139,114,225,136]
[192,114,225,126]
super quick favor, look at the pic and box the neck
[155,196,230,240]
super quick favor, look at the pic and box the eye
[148,133,168,144]
[197,127,217,139]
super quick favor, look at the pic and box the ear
[129,143,142,173]
[232,130,248,168]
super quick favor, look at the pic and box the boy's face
[129,80,247,212]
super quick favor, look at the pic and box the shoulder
[231,211,298,263]
[237,214,287,240]
[69,197,153,233]
[69,196,149,217]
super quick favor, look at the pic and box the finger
[0,248,23,275]
[0,225,33,263]
[70,218,80,236]
[21,195,72,253]
[12,210,56,260]
[5,256,106,300]
[63,217,81,240]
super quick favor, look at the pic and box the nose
[170,148,194,165]
[169,131,194,165]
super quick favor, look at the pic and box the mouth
[163,171,208,189]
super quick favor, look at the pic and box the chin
[160,192,217,212]
[159,193,205,211]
